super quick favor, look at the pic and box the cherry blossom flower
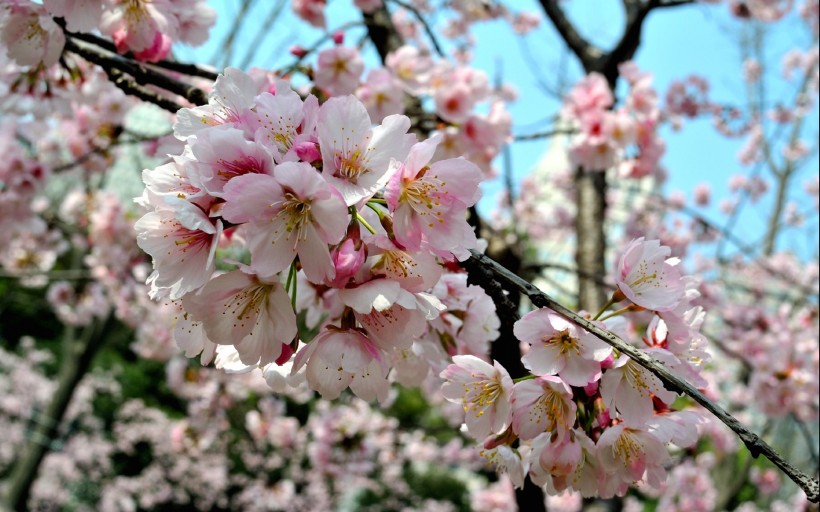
[440,355,514,440]
[514,308,611,386]
[511,376,577,440]
[252,85,318,163]
[135,201,222,300]
[101,0,177,58]
[597,423,671,489]
[614,237,687,311]
[386,46,434,94]
[186,125,275,197]
[175,68,259,139]
[600,353,679,427]
[222,162,348,282]
[385,134,483,260]
[314,46,365,97]
[182,269,297,366]
[480,444,527,489]
[318,95,414,206]
[357,68,405,123]
[0,3,65,68]
[292,326,389,402]
[292,0,326,28]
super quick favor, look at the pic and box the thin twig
[513,128,576,141]
[465,249,820,503]
[386,0,446,57]
[277,21,365,77]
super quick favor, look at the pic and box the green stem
[286,263,297,310]
[597,305,634,322]
[592,296,617,320]
[513,374,536,383]
[355,211,378,234]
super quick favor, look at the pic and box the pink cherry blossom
[357,68,405,123]
[366,235,443,293]
[292,0,326,28]
[600,353,679,427]
[563,72,614,118]
[511,376,577,440]
[597,423,671,489]
[101,0,177,56]
[614,237,687,311]
[314,46,365,97]
[514,308,611,386]
[292,326,389,402]
[318,95,414,206]
[384,134,483,260]
[221,162,348,282]
[175,67,259,139]
[386,45,434,94]
[252,85,318,163]
[0,3,65,68]
[186,125,275,197]
[480,444,526,489]
[182,269,297,366]
[135,201,222,300]
[440,355,514,440]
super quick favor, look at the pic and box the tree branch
[63,36,209,108]
[537,1,601,69]
[465,249,820,503]
[387,0,446,58]
[58,22,219,81]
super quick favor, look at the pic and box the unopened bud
[293,141,321,163]
[289,45,308,58]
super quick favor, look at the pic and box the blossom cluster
[560,64,667,177]
[136,67,496,404]
[0,342,506,512]
[306,37,513,175]
[0,0,215,66]
[440,237,712,497]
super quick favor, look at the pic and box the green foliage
[403,464,471,512]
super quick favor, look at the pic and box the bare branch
[60,24,219,81]
[387,0,446,58]
[63,37,208,111]
[537,0,601,69]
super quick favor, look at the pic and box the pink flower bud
[332,31,344,45]
[293,141,321,163]
[584,380,599,396]
[289,45,308,58]
[330,238,366,287]
[593,397,611,426]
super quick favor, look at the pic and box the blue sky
[175,0,819,258]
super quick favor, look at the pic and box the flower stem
[597,305,634,322]
[355,211,377,234]
[513,374,536,383]
[592,296,617,320]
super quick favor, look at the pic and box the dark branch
[64,37,209,108]
[59,22,219,81]
[537,1,601,70]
